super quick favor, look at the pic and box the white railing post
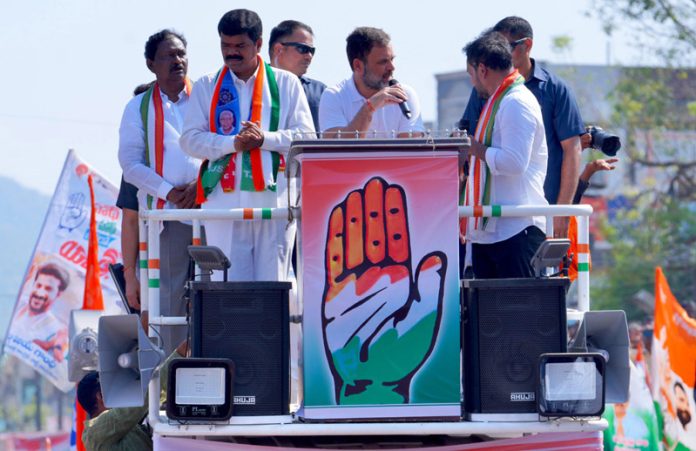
[138,217,149,311]
[147,219,161,426]
[192,219,202,278]
[192,219,202,246]
[576,214,591,312]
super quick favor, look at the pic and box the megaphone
[68,310,102,382]
[98,314,165,408]
[568,310,630,403]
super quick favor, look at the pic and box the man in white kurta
[180,9,314,282]
[118,30,200,353]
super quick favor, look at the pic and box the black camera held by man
[587,126,621,156]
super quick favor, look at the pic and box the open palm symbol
[322,177,446,404]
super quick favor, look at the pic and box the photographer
[565,128,620,281]
[575,125,621,202]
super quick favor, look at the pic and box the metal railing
[137,202,594,433]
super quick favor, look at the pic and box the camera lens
[590,126,621,156]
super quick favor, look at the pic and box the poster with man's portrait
[2,151,125,392]
[651,268,696,450]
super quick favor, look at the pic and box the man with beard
[12,263,70,362]
[180,9,313,282]
[674,382,693,430]
[118,29,201,353]
[459,17,584,238]
[269,20,326,131]
[318,27,424,137]
[461,31,547,278]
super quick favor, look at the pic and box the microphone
[388,79,412,119]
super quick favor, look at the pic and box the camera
[587,126,621,156]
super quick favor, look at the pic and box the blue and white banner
[2,150,125,392]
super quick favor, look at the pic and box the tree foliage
[590,0,696,65]
[592,198,696,319]
[588,0,696,317]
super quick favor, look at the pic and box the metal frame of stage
[137,138,596,439]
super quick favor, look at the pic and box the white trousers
[202,178,295,282]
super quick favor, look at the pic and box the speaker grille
[463,278,567,414]
[192,282,290,416]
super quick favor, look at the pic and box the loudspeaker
[568,310,630,403]
[68,310,102,382]
[190,281,291,416]
[98,314,165,408]
[462,278,568,419]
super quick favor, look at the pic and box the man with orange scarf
[462,31,548,278]
[181,9,314,282]
[118,30,200,353]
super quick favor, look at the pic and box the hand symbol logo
[322,177,447,404]
[59,192,87,232]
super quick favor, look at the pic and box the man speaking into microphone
[318,27,424,137]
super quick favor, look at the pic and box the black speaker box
[462,278,568,416]
[190,281,291,416]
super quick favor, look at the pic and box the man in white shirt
[118,29,200,353]
[462,31,548,278]
[11,263,69,362]
[180,9,314,281]
[318,27,424,137]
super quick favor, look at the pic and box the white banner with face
[2,150,125,392]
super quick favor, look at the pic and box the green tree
[589,0,696,64]
[588,0,696,317]
[592,198,696,319]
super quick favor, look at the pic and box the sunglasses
[510,37,530,49]
[281,42,316,55]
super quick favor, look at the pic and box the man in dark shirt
[459,16,585,238]
[269,20,326,131]
[116,177,140,311]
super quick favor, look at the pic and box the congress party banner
[651,267,696,450]
[603,363,660,451]
[2,150,125,392]
[299,150,460,419]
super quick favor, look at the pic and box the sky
[0,0,640,196]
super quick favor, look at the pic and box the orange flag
[651,267,696,449]
[74,174,105,451]
[82,174,104,310]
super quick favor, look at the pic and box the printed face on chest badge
[219,110,236,135]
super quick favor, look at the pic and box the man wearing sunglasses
[458,16,585,239]
[181,9,314,282]
[319,27,424,138]
[269,20,326,131]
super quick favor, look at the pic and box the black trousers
[472,225,545,279]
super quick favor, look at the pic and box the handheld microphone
[388,79,412,119]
